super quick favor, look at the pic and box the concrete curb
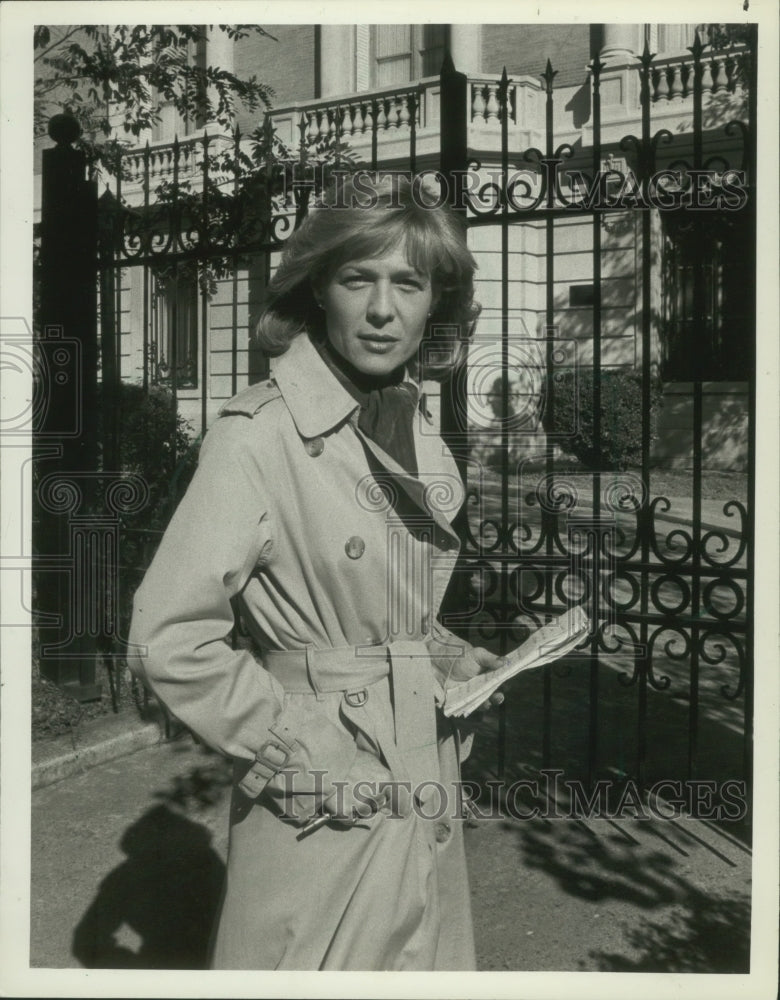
[32,721,163,790]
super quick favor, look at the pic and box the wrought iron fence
[436,36,755,807]
[37,32,755,809]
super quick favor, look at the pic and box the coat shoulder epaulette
[218,379,282,418]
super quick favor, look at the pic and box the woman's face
[318,243,435,377]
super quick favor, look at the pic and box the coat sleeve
[128,413,358,805]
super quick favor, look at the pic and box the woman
[130,173,501,971]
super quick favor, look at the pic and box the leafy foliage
[110,382,200,531]
[102,384,200,666]
[706,23,752,50]
[34,24,275,169]
[706,23,753,91]
[31,659,84,741]
[548,369,663,471]
[36,23,359,301]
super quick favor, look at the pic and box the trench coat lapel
[273,335,463,547]
[353,423,461,548]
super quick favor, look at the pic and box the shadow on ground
[462,656,752,972]
[71,752,232,969]
[517,816,749,971]
[465,787,751,972]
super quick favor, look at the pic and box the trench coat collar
[273,332,434,438]
[273,333,360,439]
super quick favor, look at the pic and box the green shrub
[105,384,200,644]
[109,382,199,530]
[548,369,663,470]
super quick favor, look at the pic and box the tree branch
[33,26,84,63]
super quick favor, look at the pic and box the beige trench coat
[129,332,477,970]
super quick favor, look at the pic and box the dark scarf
[317,339,420,477]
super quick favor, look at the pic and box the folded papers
[443,606,591,718]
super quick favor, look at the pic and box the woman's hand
[427,637,505,712]
[320,750,405,824]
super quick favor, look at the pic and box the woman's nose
[366,281,395,324]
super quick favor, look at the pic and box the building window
[370,25,448,86]
[151,270,199,388]
[661,210,750,381]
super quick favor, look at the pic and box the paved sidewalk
[30,722,752,973]
[32,706,163,790]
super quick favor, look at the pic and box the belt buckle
[344,688,368,708]
[256,738,292,771]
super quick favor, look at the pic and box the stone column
[207,26,234,75]
[206,27,235,126]
[600,24,640,64]
[598,24,642,112]
[449,24,481,74]
[320,25,355,96]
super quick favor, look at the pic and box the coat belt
[262,644,393,695]
[262,641,443,805]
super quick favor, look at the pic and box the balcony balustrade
[650,45,747,102]
[114,42,749,199]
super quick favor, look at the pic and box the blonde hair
[255,173,480,380]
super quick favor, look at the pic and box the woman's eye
[341,276,367,288]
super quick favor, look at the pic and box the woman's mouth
[358,335,398,353]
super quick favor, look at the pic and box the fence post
[98,189,120,475]
[438,53,469,456]
[35,113,101,699]
[437,55,474,637]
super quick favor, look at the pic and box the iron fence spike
[542,59,557,89]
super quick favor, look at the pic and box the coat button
[434,822,451,844]
[304,437,325,457]
[345,536,365,559]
